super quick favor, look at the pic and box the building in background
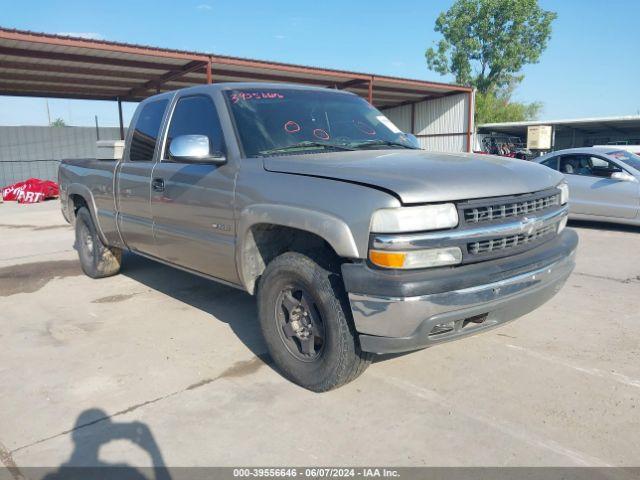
[477,116,640,155]
[382,92,474,152]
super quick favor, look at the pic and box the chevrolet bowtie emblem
[520,216,542,235]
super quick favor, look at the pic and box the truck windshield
[224,88,418,157]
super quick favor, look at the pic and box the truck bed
[59,158,122,247]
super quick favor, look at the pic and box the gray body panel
[58,84,400,290]
[234,158,399,291]
[58,83,574,354]
[59,83,567,290]
[565,174,638,219]
[58,158,124,248]
[536,147,640,225]
[115,160,156,253]
[264,150,564,204]
[151,161,239,283]
[148,87,241,283]
[114,92,174,256]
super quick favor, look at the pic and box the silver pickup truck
[59,83,578,391]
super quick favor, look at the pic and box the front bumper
[343,229,578,354]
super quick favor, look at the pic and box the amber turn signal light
[369,250,406,268]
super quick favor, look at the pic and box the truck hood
[263,150,563,204]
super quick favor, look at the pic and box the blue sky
[1,0,639,126]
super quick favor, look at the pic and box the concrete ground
[1,200,639,470]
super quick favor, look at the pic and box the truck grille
[467,224,556,255]
[463,193,559,224]
[371,187,567,267]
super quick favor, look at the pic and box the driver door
[150,94,239,283]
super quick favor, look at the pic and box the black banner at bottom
[2,467,640,480]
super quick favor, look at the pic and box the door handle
[151,178,165,192]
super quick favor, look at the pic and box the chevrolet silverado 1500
[59,83,577,391]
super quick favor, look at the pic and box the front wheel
[75,207,122,279]
[257,252,372,392]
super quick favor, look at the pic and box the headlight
[371,203,458,233]
[369,247,462,269]
[558,182,569,205]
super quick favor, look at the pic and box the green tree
[426,0,556,94]
[425,0,556,124]
[50,117,67,127]
[475,81,542,124]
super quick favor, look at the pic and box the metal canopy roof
[479,116,640,136]
[0,27,472,108]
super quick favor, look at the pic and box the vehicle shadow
[119,254,414,369]
[42,408,171,480]
[119,253,269,362]
[568,219,640,233]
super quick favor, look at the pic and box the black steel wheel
[257,252,372,392]
[275,285,325,362]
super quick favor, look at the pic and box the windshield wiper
[258,141,355,156]
[348,139,418,150]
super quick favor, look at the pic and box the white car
[536,147,640,226]
[593,144,640,156]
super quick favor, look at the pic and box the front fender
[236,204,360,292]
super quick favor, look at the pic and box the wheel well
[242,224,341,294]
[69,194,88,215]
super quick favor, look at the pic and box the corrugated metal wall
[384,92,474,152]
[0,126,123,186]
[382,103,413,133]
[553,129,640,150]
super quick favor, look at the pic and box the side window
[590,157,609,168]
[560,155,589,175]
[589,156,622,177]
[560,155,622,177]
[541,156,559,170]
[164,95,225,160]
[129,99,168,161]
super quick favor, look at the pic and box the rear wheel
[257,252,372,392]
[75,207,122,278]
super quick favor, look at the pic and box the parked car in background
[594,144,640,156]
[536,147,640,226]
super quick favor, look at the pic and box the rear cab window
[129,99,169,161]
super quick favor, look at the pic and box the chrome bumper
[349,249,576,353]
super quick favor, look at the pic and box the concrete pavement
[1,200,639,470]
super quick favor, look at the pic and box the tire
[74,207,122,279]
[257,252,372,392]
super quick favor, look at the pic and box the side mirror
[168,134,226,164]
[403,133,421,149]
[610,171,636,182]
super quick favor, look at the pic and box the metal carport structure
[0,27,474,151]
[478,116,640,151]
